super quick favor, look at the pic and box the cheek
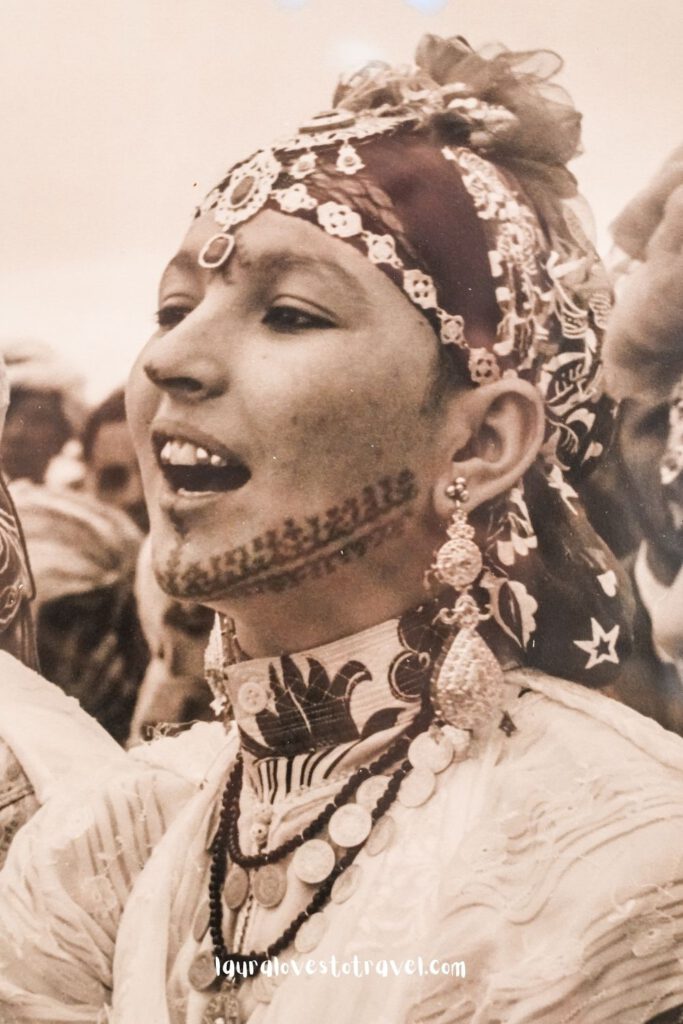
[126,350,157,452]
[255,351,432,489]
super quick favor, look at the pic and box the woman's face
[127,209,456,618]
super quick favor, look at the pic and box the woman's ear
[432,377,545,520]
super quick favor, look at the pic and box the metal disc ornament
[292,839,336,884]
[331,864,362,904]
[224,864,249,910]
[252,969,280,1004]
[202,987,242,1024]
[237,680,268,715]
[408,731,454,774]
[294,912,328,953]
[193,901,211,943]
[398,768,436,808]
[328,804,372,848]
[188,949,219,992]
[253,863,287,908]
[365,815,395,856]
[355,774,390,810]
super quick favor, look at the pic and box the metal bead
[445,477,469,504]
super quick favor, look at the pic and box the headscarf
[10,482,141,609]
[10,482,147,743]
[196,34,631,688]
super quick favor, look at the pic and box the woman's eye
[155,305,193,330]
[263,304,333,333]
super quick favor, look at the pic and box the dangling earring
[430,477,505,732]
[204,613,239,719]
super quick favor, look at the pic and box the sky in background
[1,0,682,399]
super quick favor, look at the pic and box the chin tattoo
[157,470,417,600]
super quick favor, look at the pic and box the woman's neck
[219,546,435,659]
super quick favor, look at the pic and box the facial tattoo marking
[156,469,418,601]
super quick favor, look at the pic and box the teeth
[159,438,228,467]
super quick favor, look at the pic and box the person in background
[81,389,213,743]
[128,535,214,745]
[0,338,85,485]
[10,482,148,743]
[82,386,149,532]
[0,354,44,868]
[600,144,683,732]
[0,467,40,870]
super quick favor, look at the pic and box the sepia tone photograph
[0,0,682,1020]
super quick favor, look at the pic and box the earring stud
[445,476,469,504]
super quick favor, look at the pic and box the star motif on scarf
[573,618,620,670]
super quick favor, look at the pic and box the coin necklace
[205,703,434,1009]
[224,707,431,871]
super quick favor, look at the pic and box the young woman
[1,34,682,1024]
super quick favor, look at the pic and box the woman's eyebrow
[232,249,371,307]
[159,251,200,289]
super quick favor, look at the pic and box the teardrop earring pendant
[430,478,505,732]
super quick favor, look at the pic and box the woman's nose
[142,321,229,403]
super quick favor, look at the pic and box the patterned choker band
[205,613,434,762]
[204,590,517,764]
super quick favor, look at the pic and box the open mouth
[153,432,251,495]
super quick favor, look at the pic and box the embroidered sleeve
[0,740,39,870]
[0,765,193,1022]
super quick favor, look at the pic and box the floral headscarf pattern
[197,35,632,687]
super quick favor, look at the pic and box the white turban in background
[604,144,683,406]
[0,337,86,433]
[10,482,141,610]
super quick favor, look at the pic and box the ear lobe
[432,378,545,521]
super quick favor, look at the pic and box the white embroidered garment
[0,653,125,801]
[1,625,683,1024]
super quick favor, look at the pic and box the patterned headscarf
[197,35,632,687]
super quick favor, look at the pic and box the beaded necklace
[207,704,433,981]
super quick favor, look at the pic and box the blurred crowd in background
[0,144,682,751]
[0,341,214,746]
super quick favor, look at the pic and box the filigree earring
[204,613,240,719]
[431,477,505,731]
